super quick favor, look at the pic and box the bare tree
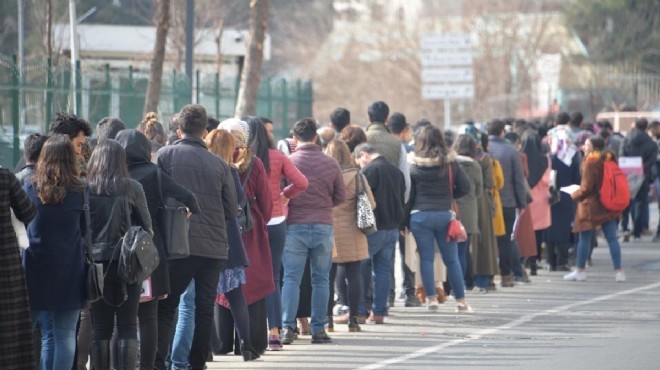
[144,0,171,114]
[234,0,270,117]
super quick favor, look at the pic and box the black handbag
[117,200,159,285]
[156,169,190,259]
[237,160,255,234]
[82,187,104,304]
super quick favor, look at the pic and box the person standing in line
[452,134,483,291]
[280,118,346,345]
[329,107,352,134]
[406,126,473,313]
[87,139,153,370]
[325,140,375,332]
[247,117,308,351]
[487,120,530,288]
[1,168,37,370]
[154,104,238,370]
[115,129,201,370]
[354,143,406,323]
[22,135,86,370]
[564,136,625,282]
[16,134,49,185]
[650,121,660,243]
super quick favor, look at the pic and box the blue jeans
[457,236,471,281]
[281,224,333,334]
[410,211,466,300]
[473,275,492,289]
[32,309,80,370]
[170,279,195,369]
[576,220,622,270]
[358,229,398,316]
[266,221,287,330]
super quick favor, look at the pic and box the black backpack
[117,202,159,285]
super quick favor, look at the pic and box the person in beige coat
[324,140,376,332]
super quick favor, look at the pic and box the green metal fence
[0,55,313,168]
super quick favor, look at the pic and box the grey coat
[488,136,529,209]
[157,137,238,260]
[455,155,483,234]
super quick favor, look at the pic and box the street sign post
[420,33,474,129]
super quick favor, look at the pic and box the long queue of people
[1,100,656,370]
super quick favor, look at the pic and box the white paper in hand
[560,184,580,195]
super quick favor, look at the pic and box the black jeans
[497,207,517,276]
[138,298,158,370]
[91,261,141,341]
[155,256,223,370]
[328,261,362,318]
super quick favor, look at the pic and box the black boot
[91,339,110,370]
[348,316,361,332]
[117,339,138,370]
[530,259,538,276]
[239,340,259,362]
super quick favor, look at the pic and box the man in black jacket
[354,143,405,324]
[155,104,238,370]
[620,118,658,240]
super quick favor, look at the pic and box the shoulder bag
[156,169,190,259]
[82,187,104,304]
[237,160,255,234]
[117,199,159,285]
[446,164,468,242]
[355,172,377,235]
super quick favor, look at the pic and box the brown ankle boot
[501,275,514,287]
[435,287,446,303]
[416,287,426,303]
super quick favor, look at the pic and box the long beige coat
[332,168,376,263]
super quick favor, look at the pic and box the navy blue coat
[23,184,86,312]
[547,153,581,244]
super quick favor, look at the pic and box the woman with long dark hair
[245,116,308,350]
[115,129,200,369]
[23,135,86,370]
[86,139,153,370]
[407,125,473,312]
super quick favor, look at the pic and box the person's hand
[280,193,289,206]
[186,208,193,218]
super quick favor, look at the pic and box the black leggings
[91,261,141,341]
[138,298,158,370]
[215,297,267,355]
[328,261,362,317]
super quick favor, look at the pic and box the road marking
[359,281,660,369]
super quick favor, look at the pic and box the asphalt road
[208,222,660,369]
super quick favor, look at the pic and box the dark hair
[415,125,448,167]
[24,133,49,163]
[352,143,379,158]
[34,135,83,204]
[570,112,583,128]
[387,112,408,134]
[207,116,220,132]
[292,118,318,142]
[453,134,477,158]
[413,118,432,138]
[339,125,367,153]
[178,104,208,137]
[650,120,660,129]
[481,132,490,152]
[556,112,570,126]
[138,112,167,146]
[635,118,649,131]
[599,120,613,131]
[587,135,605,151]
[487,119,506,136]
[96,117,126,141]
[259,117,273,125]
[86,139,129,195]
[167,114,182,144]
[443,130,455,148]
[245,116,271,174]
[49,112,92,138]
[367,101,389,123]
[504,131,520,145]
[330,108,351,133]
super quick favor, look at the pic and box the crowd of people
[2,100,659,370]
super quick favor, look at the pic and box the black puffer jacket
[157,136,238,260]
[116,129,201,296]
[408,152,470,212]
[620,128,658,182]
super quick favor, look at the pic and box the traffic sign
[421,68,473,83]
[420,52,473,67]
[421,84,474,100]
[420,34,471,51]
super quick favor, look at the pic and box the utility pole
[185,0,194,102]
[69,0,79,114]
[17,0,24,128]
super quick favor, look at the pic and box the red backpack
[599,159,630,212]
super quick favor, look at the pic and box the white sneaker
[455,303,474,313]
[563,270,587,281]
[426,297,439,311]
[615,271,626,282]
